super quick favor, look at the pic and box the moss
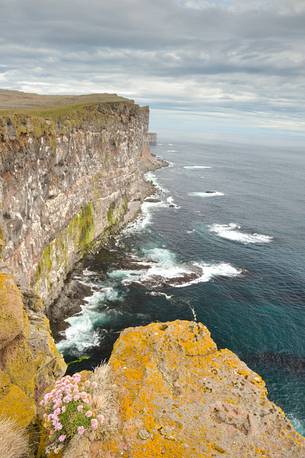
[78,202,95,253]
[34,202,95,298]
[0,98,135,154]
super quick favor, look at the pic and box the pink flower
[85,410,93,418]
[91,419,98,430]
[77,426,85,435]
[58,434,66,442]
[54,423,63,431]
[73,373,81,383]
[91,381,98,389]
[77,405,83,412]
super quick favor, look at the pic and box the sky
[1,0,305,143]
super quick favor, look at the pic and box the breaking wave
[108,247,242,289]
[210,223,273,244]
[184,165,212,169]
[189,191,224,197]
[144,171,169,193]
[167,196,180,209]
[57,287,123,354]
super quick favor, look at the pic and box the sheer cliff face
[0,101,155,305]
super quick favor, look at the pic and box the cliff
[0,92,304,457]
[0,91,158,306]
[0,91,159,432]
[65,321,305,458]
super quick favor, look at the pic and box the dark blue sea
[57,140,305,434]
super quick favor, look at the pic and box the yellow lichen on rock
[0,273,25,349]
[0,272,66,429]
[0,384,35,427]
[85,320,305,458]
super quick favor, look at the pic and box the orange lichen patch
[0,272,25,349]
[81,320,305,457]
[0,384,35,427]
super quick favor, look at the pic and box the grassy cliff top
[0,90,142,143]
[0,90,132,114]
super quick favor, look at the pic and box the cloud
[0,0,305,138]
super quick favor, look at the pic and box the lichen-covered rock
[0,274,66,428]
[86,320,305,457]
[0,383,35,428]
[0,273,25,349]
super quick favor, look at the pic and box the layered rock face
[0,92,158,431]
[0,95,157,306]
[84,321,305,458]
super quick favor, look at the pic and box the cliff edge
[0,91,159,433]
[67,320,305,458]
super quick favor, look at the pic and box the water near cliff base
[56,140,305,434]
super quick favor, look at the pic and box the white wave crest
[174,262,242,287]
[148,291,173,300]
[57,287,123,354]
[144,171,169,193]
[184,165,212,169]
[189,191,224,197]
[210,223,273,244]
[167,196,180,209]
[108,247,242,289]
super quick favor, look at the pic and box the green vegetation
[34,202,95,296]
[0,90,137,153]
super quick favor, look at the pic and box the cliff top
[72,320,305,458]
[0,89,132,114]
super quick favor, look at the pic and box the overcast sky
[1,0,305,143]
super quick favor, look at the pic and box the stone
[0,96,161,307]
[84,320,305,457]
[0,272,25,350]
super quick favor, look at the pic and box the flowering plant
[40,373,102,455]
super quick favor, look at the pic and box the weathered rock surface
[0,274,65,427]
[0,93,159,306]
[0,92,159,433]
[86,320,305,457]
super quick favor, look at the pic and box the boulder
[86,320,305,457]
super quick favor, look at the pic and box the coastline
[49,152,168,366]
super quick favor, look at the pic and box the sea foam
[189,191,224,197]
[210,223,273,244]
[57,287,123,354]
[184,165,212,169]
[108,247,242,289]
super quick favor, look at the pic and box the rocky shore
[0,91,304,457]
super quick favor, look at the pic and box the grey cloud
[0,0,305,133]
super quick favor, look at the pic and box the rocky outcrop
[83,320,305,458]
[0,94,159,306]
[0,273,65,428]
[0,92,158,431]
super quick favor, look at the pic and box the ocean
[56,139,305,434]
